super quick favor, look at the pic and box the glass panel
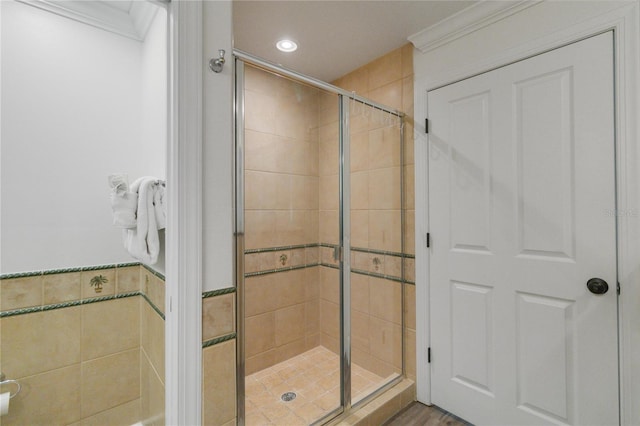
[242,64,342,425]
[349,100,404,405]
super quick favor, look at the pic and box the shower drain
[281,392,297,402]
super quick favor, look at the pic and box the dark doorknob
[587,278,609,295]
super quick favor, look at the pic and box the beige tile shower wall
[244,65,320,250]
[244,267,320,375]
[0,265,166,425]
[201,291,237,426]
[319,268,402,379]
[331,44,417,381]
[243,65,324,374]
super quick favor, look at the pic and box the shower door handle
[333,246,343,262]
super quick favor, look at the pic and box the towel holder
[0,373,21,399]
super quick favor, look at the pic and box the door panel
[428,32,617,425]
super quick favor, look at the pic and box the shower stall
[235,53,406,425]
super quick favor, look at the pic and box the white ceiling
[233,0,476,82]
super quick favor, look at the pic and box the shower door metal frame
[234,50,405,426]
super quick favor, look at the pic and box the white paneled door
[428,32,617,426]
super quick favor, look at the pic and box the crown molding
[16,0,159,41]
[408,0,540,54]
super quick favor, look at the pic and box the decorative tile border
[202,332,236,348]
[244,263,319,278]
[242,242,416,285]
[202,287,236,299]
[0,262,141,280]
[1,263,166,318]
[0,291,142,318]
[142,263,165,281]
[245,243,319,254]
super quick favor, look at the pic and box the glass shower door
[348,99,404,405]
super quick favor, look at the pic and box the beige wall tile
[405,328,416,382]
[244,210,277,249]
[80,399,141,426]
[320,299,339,340]
[147,274,165,315]
[305,210,319,243]
[369,278,402,325]
[275,303,306,346]
[369,210,401,252]
[404,165,415,210]
[305,299,320,335]
[320,266,339,304]
[81,349,140,418]
[305,267,320,299]
[321,332,339,355]
[81,269,115,299]
[275,337,307,363]
[43,272,81,304]
[246,349,278,376]
[384,255,402,278]
[404,284,416,330]
[245,170,280,210]
[116,266,141,294]
[351,171,369,210]
[275,269,306,309]
[245,90,277,134]
[1,275,43,311]
[401,43,414,78]
[404,121,415,165]
[318,137,338,176]
[351,273,370,314]
[275,210,307,246]
[202,293,235,342]
[350,131,369,172]
[368,80,403,112]
[246,312,275,357]
[141,351,165,426]
[369,126,401,170]
[141,300,165,381]
[369,167,401,210]
[245,130,279,173]
[404,258,415,283]
[405,210,415,256]
[1,364,81,426]
[319,210,339,245]
[352,310,370,353]
[402,76,414,116]
[245,275,278,317]
[369,317,402,368]
[203,340,236,426]
[351,210,369,248]
[319,174,339,210]
[82,297,140,361]
[367,49,402,90]
[2,306,81,378]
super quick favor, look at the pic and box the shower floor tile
[245,346,385,425]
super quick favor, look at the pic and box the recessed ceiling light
[276,39,298,53]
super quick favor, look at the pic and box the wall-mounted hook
[209,49,226,73]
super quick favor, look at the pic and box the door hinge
[425,118,429,134]
[426,233,430,248]
[428,347,431,363]
[617,282,621,295]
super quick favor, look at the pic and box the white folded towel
[123,177,161,264]
[154,181,166,230]
[108,174,137,228]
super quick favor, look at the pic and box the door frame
[414,2,640,424]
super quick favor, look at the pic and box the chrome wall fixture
[0,372,21,399]
[209,49,226,73]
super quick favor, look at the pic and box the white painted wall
[0,1,167,274]
[412,1,640,422]
[202,1,233,291]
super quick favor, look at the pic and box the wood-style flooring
[384,402,471,426]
